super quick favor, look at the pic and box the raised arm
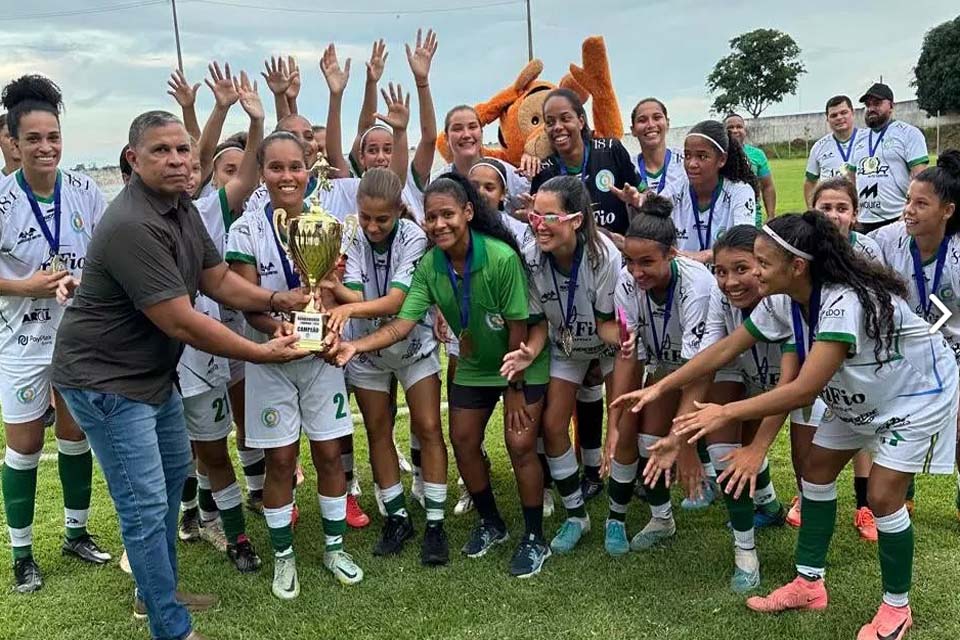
[221,71,265,213]
[406,28,439,187]
[198,61,239,185]
[376,83,411,185]
[351,40,388,170]
[285,55,301,116]
[166,69,201,141]
[320,43,353,178]
[261,56,293,123]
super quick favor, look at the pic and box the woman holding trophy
[225,131,360,601]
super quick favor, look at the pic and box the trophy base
[293,311,327,352]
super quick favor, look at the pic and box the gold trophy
[272,158,357,351]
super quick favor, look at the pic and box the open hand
[405,28,438,83]
[234,71,263,121]
[206,61,239,108]
[167,69,199,108]
[366,39,388,83]
[320,44,351,96]
[375,83,410,131]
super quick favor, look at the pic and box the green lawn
[2,159,959,640]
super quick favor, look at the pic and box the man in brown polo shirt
[52,110,310,640]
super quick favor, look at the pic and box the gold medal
[863,156,880,175]
[458,329,474,359]
[49,253,64,272]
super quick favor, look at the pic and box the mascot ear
[475,59,544,125]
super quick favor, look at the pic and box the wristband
[416,82,429,88]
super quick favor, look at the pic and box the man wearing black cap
[846,82,928,234]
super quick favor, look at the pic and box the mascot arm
[568,36,624,140]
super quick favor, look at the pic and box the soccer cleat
[420,522,450,566]
[542,488,555,519]
[227,535,262,573]
[62,534,112,564]
[856,603,913,640]
[453,481,474,516]
[580,477,604,502]
[731,556,761,594]
[786,495,802,528]
[854,507,879,542]
[746,575,829,613]
[119,549,132,575]
[179,508,201,542]
[509,534,551,578]
[373,515,415,556]
[13,557,42,594]
[604,520,629,557]
[681,479,718,510]
[271,551,300,600]
[630,517,676,551]
[245,490,264,516]
[199,518,228,553]
[754,504,787,529]
[134,590,220,619]
[550,517,590,554]
[462,520,509,558]
[348,476,362,497]
[411,478,425,509]
[396,443,412,474]
[346,494,370,528]
[323,549,364,585]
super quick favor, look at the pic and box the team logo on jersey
[21,308,51,324]
[595,169,615,193]
[484,312,505,331]
[260,261,278,276]
[71,212,84,232]
[261,408,280,427]
[857,157,889,177]
[17,227,41,245]
[940,286,955,302]
[15,385,36,404]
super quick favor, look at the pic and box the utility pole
[171,0,184,72]
[525,0,533,61]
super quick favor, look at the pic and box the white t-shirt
[805,129,862,182]
[633,148,686,200]
[523,233,620,361]
[343,218,436,371]
[701,285,784,393]
[0,169,106,365]
[615,256,712,374]
[873,221,960,364]
[849,230,884,264]
[178,190,232,397]
[847,120,929,224]
[670,178,756,252]
[744,284,955,431]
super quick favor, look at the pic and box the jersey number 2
[212,394,229,422]
[333,392,348,420]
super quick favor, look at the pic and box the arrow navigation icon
[929,294,952,333]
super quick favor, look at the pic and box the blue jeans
[57,387,192,640]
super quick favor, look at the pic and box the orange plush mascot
[436,36,623,166]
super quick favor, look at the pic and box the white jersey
[745,285,956,432]
[873,221,960,364]
[615,256,712,374]
[343,218,436,371]
[435,160,531,217]
[670,178,756,252]
[805,129,862,182]
[850,230,884,264]
[0,169,106,365]
[178,191,231,397]
[702,285,783,393]
[523,233,620,361]
[633,148,686,200]
[847,120,929,224]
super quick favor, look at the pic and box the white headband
[762,224,813,260]
[359,124,393,149]
[468,160,507,190]
[685,132,726,155]
[212,145,242,165]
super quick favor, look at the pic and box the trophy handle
[272,207,289,253]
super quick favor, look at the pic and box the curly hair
[1,75,63,138]
[763,210,907,365]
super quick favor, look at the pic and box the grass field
[2,159,959,640]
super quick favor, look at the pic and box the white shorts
[0,361,51,424]
[550,354,614,386]
[790,399,827,428]
[245,357,353,449]
[446,334,459,359]
[229,359,245,386]
[813,401,958,475]
[183,384,233,442]
[347,353,440,394]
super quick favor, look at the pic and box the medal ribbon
[834,129,857,164]
[265,204,302,291]
[690,180,722,251]
[548,241,583,333]
[790,282,822,366]
[444,234,474,336]
[867,124,888,159]
[20,171,62,263]
[644,261,677,361]
[909,235,950,319]
[368,223,397,299]
[637,149,672,194]
[743,306,768,386]
[558,143,591,185]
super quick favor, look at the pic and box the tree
[707,29,806,118]
[913,15,960,115]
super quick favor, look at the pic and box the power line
[5,0,166,21]
[186,0,522,15]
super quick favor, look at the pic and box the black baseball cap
[860,83,894,103]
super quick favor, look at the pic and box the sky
[2,0,957,167]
